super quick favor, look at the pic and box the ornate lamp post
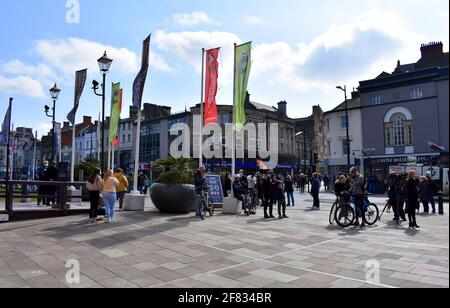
[45,83,61,161]
[92,51,113,173]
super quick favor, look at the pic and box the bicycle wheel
[335,204,355,228]
[208,197,215,216]
[329,202,337,225]
[364,203,379,226]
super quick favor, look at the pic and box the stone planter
[150,183,196,214]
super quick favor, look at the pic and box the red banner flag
[204,48,220,126]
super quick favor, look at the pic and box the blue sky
[0,0,448,137]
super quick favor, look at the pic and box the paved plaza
[0,192,448,288]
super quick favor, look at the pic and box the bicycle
[198,184,215,220]
[243,189,258,216]
[334,194,379,227]
[329,195,351,225]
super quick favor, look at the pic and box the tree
[74,158,100,181]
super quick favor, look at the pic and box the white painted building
[325,91,364,179]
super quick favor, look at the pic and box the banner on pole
[109,82,121,142]
[204,48,220,126]
[234,42,251,131]
[67,69,87,124]
[132,35,151,109]
[0,98,12,145]
[54,122,62,157]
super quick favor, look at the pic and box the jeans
[286,192,294,206]
[428,196,436,213]
[354,195,364,218]
[89,191,100,219]
[103,192,117,222]
[117,191,126,209]
[196,195,203,216]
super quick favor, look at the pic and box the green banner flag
[109,82,121,143]
[234,42,252,131]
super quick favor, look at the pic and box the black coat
[406,179,419,210]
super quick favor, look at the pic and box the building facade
[325,91,364,179]
[359,42,449,191]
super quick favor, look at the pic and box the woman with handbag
[86,168,103,224]
[102,169,120,223]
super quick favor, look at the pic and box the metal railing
[0,180,87,221]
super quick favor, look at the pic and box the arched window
[384,111,413,147]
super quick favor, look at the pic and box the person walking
[143,175,150,195]
[86,168,103,224]
[102,169,119,223]
[37,161,49,206]
[311,173,321,210]
[285,175,295,207]
[275,174,288,219]
[323,174,330,192]
[419,176,430,214]
[406,170,420,229]
[115,169,129,211]
[262,172,274,219]
[425,172,437,214]
[137,172,144,194]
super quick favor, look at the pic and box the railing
[0,180,87,221]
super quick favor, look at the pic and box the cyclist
[247,173,258,215]
[194,165,206,217]
[334,175,350,203]
[350,167,366,227]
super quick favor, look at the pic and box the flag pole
[232,43,237,179]
[32,130,37,180]
[111,139,115,171]
[132,110,142,194]
[199,48,205,168]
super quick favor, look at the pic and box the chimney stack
[420,41,443,59]
[277,100,287,116]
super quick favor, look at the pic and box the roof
[248,101,278,112]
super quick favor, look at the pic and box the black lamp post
[337,85,351,170]
[92,51,113,173]
[45,83,61,162]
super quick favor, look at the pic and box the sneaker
[283,215,289,219]
[270,215,276,219]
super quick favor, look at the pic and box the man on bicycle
[350,167,366,227]
[194,165,206,217]
[334,175,350,203]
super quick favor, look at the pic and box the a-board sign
[204,174,224,205]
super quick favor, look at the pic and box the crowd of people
[85,168,129,224]
[36,160,59,207]
[193,168,331,220]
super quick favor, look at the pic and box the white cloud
[155,30,241,86]
[172,12,219,27]
[34,37,140,75]
[2,60,58,81]
[251,9,425,93]
[0,74,46,99]
[243,15,264,25]
[33,37,174,76]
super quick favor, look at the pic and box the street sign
[204,174,224,205]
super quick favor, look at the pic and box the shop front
[364,152,449,194]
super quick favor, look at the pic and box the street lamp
[45,83,61,161]
[92,51,113,173]
[337,85,351,169]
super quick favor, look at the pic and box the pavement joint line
[260,259,398,289]
[129,221,396,289]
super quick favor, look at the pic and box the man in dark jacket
[45,161,58,206]
[425,172,437,214]
[194,166,206,216]
[262,172,275,219]
[311,173,321,210]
